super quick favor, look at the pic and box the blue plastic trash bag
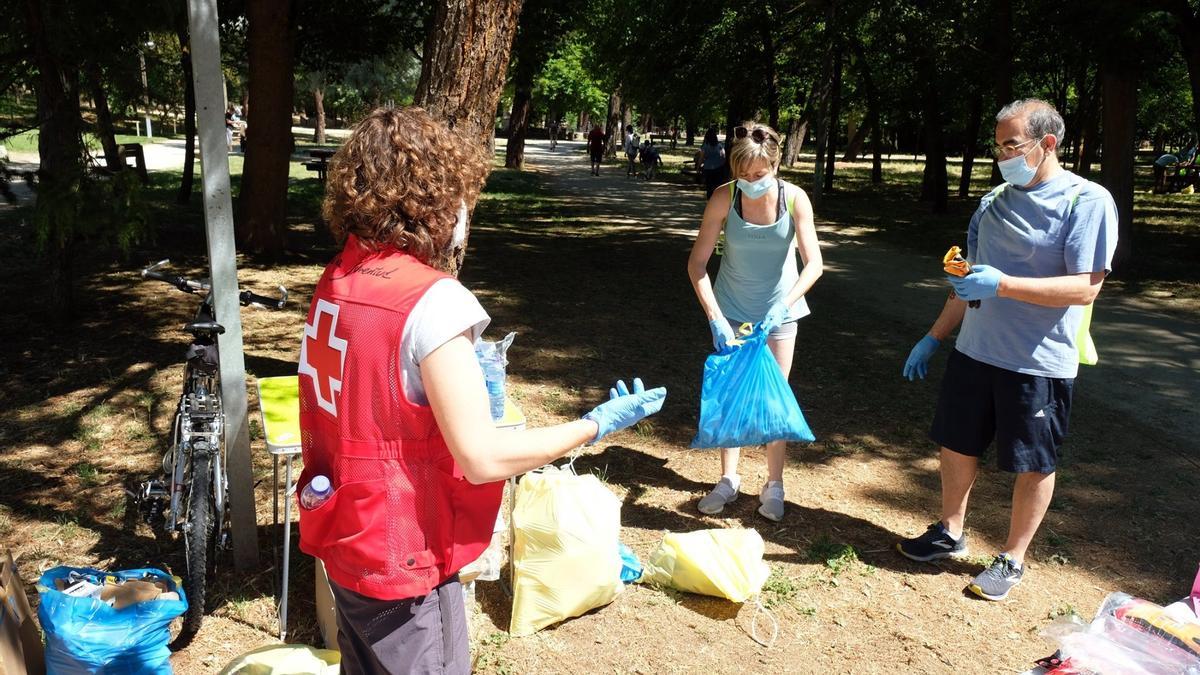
[618,542,643,583]
[37,567,188,675]
[691,323,815,449]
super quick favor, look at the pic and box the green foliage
[761,566,802,608]
[33,169,152,258]
[535,38,607,120]
[805,536,859,577]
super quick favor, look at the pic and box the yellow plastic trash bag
[640,529,770,603]
[219,644,340,675]
[509,465,623,636]
[1077,302,1098,366]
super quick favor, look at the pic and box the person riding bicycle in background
[297,106,666,674]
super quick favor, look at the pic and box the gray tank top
[713,180,809,324]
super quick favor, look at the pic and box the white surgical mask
[451,200,468,248]
[997,137,1045,187]
[736,174,774,199]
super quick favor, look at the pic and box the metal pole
[139,49,153,138]
[187,0,259,571]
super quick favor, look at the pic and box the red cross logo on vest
[299,298,348,416]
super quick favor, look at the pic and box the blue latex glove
[903,335,941,381]
[761,300,789,332]
[947,264,1003,301]
[708,318,735,353]
[582,378,667,445]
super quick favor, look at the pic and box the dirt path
[526,139,1200,463]
[455,139,1200,674]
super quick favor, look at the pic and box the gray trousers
[329,575,468,675]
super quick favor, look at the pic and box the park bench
[85,143,149,183]
[304,148,335,181]
[1166,162,1200,193]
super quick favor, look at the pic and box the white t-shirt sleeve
[400,278,490,405]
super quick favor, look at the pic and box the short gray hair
[996,98,1065,153]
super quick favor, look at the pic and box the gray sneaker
[698,477,739,514]
[967,553,1024,601]
[758,481,785,521]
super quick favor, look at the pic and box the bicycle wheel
[177,445,216,644]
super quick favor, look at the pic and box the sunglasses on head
[734,126,771,143]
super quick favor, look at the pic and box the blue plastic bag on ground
[618,542,642,583]
[691,323,815,449]
[37,567,188,675]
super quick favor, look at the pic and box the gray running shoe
[758,481,785,522]
[967,553,1024,601]
[895,522,968,562]
[698,477,739,515]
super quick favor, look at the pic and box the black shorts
[590,148,603,162]
[930,349,1073,474]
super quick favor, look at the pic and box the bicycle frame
[167,299,227,542]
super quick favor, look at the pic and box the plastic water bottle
[481,356,506,421]
[300,475,332,510]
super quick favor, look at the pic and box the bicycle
[135,259,286,644]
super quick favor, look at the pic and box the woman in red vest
[297,107,665,674]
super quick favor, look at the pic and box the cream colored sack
[640,528,770,603]
[509,465,623,636]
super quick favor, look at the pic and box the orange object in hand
[942,246,980,307]
[943,246,971,277]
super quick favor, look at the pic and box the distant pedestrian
[697,126,726,198]
[623,125,640,177]
[639,139,661,180]
[587,123,605,176]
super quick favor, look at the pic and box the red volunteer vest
[297,236,504,600]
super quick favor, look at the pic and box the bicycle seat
[185,321,226,336]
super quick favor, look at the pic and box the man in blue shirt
[897,99,1118,601]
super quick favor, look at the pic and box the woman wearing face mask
[298,107,666,674]
[686,121,823,522]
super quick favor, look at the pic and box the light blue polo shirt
[955,170,1118,379]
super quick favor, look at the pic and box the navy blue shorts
[930,349,1073,474]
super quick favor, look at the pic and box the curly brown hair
[322,107,491,269]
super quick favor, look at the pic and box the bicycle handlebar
[141,259,287,309]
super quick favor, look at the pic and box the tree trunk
[958,94,983,197]
[175,11,197,205]
[919,55,948,213]
[685,118,697,146]
[415,0,524,167]
[761,19,779,130]
[823,46,842,192]
[1077,70,1101,175]
[1175,15,1200,140]
[239,0,295,257]
[312,82,326,144]
[604,88,622,157]
[86,63,121,171]
[504,80,532,168]
[783,114,808,167]
[842,119,866,161]
[1101,66,1135,273]
[990,0,1013,185]
[26,0,85,316]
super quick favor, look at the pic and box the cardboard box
[0,551,45,675]
[314,558,339,650]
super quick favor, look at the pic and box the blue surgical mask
[997,138,1045,186]
[736,174,774,199]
